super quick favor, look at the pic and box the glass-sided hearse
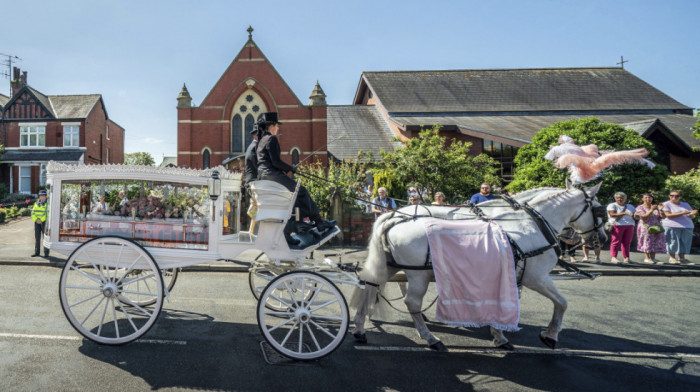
[45,162,352,361]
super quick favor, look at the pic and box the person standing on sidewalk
[607,191,636,264]
[634,193,666,264]
[31,190,49,258]
[661,190,697,265]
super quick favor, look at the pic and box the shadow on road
[76,309,699,391]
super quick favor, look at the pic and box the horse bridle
[569,191,606,237]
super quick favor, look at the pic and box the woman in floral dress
[634,193,666,264]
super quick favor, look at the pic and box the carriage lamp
[208,170,221,221]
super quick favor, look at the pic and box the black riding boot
[312,214,336,231]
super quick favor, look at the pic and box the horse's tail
[349,212,398,317]
[359,211,399,286]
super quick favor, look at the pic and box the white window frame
[230,89,267,154]
[19,166,32,194]
[106,123,110,140]
[19,123,46,148]
[40,164,47,187]
[62,123,80,147]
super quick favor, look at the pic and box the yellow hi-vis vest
[32,201,48,223]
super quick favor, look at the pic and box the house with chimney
[0,67,125,195]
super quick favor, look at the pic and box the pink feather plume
[545,136,654,184]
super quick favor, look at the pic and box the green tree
[124,152,155,166]
[693,110,700,140]
[373,126,500,203]
[508,118,669,204]
[297,158,370,214]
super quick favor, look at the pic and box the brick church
[177,27,330,171]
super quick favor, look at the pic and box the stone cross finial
[247,26,254,40]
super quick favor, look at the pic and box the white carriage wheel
[257,271,349,361]
[59,236,164,345]
[118,268,180,307]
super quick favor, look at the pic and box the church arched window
[245,114,255,149]
[291,147,300,165]
[202,148,211,169]
[231,115,242,153]
[230,88,267,154]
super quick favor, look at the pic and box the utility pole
[0,53,21,96]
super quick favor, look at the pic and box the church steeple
[309,81,327,106]
[177,83,192,108]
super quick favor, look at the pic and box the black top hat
[259,112,282,125]
[38,190,47,196]
[250,123,259,134]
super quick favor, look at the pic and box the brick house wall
[0,70,125,195]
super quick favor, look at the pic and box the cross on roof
[617,55,629,69]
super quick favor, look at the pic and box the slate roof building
[351,68,698,180]
[0,67,125,195]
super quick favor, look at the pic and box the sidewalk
[1,218,698,276]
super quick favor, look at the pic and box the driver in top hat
[256,112,335,232]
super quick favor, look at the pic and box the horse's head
[566,181,608,247]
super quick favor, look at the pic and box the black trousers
[259,170,320,220]
[34,221,46,255]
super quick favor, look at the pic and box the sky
[3,0,699,165]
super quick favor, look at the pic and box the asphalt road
[0,264,698,392]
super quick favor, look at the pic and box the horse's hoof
[353,332,367,344]
[430,341,449,352]
[498,342,515,351]
[539,334,557,349]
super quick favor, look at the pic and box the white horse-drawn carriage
[44,162,607,361]
[44,162,358,360]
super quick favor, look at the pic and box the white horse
[350,183,607,351]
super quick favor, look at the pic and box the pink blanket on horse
[421,218,520,332]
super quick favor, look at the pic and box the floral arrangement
[60,181,210,222]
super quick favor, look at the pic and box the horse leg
[404,272,447,352]
[490,327,514,350]
[524,276,568,349]
[351,285,375,344]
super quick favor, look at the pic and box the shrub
[6,206,19,219]
[0,183,8,201]
[0,209,6,223]
[0,192,32,204]
[19,207,31,217]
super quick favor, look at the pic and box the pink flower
[26,200,30,204]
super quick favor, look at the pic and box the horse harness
[380,191,602,283]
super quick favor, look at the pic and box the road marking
[354,345,700,360]
[0,332,186,345]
